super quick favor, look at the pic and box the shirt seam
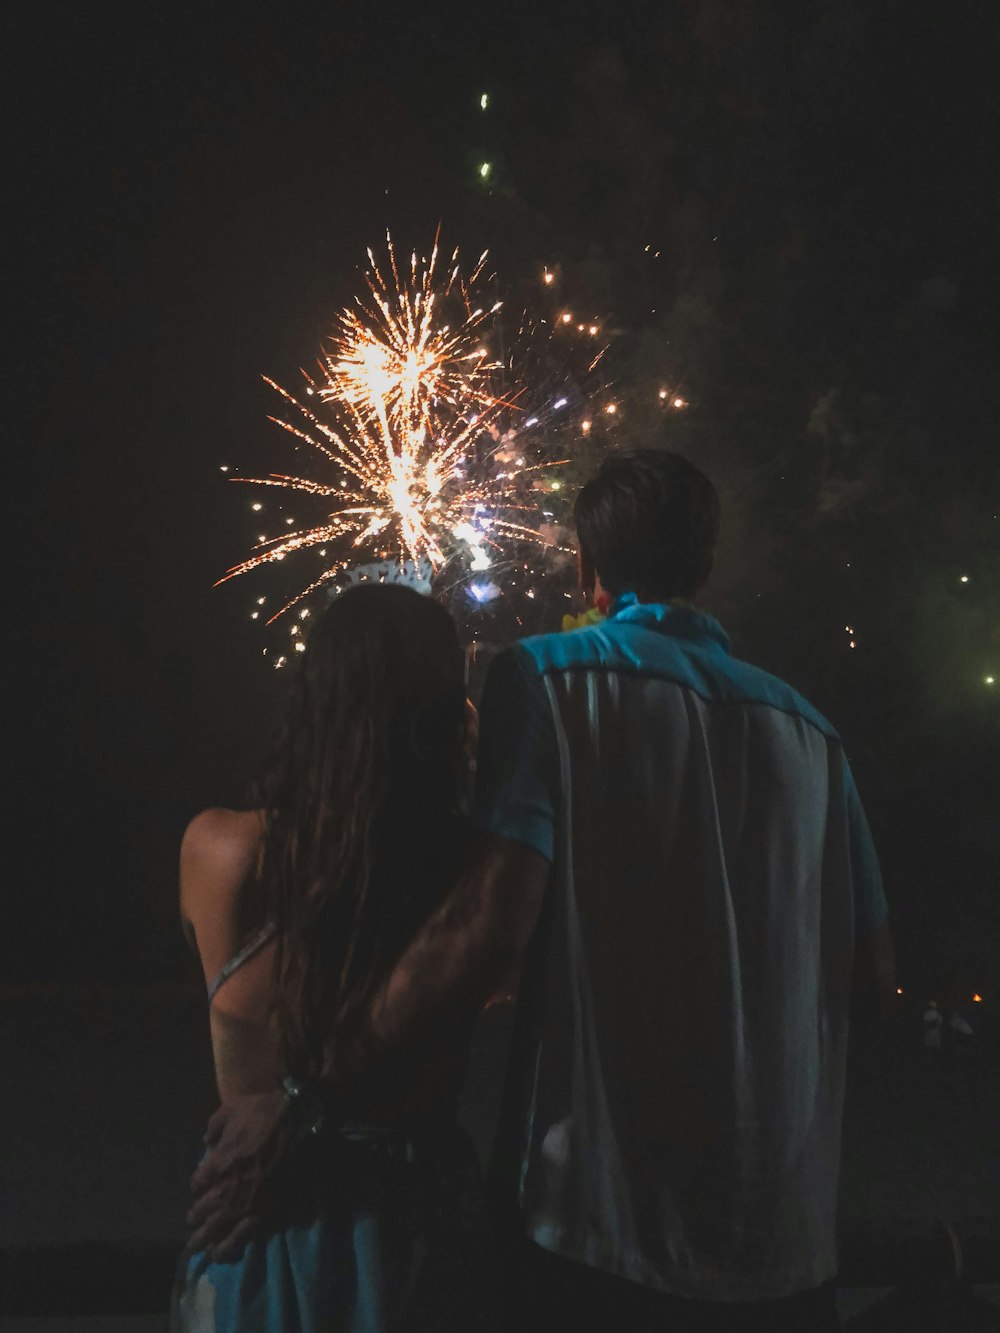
[526,660,840,744]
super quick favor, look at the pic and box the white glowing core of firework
[217,235,568,622]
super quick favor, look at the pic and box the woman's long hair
[254,584,467,1079]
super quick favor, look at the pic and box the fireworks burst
[218,234,570,624]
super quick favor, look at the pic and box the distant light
[973,993,983,1003]
[305,386,314,395]
[659,389,668,400]
[849,641,856,649]
[479,162,491,178]
[960,575,970,583]
[250,612,259,620]
[525,416,539,427]
[480,92,489,110]
[220,465,229,472]
[257,596,266,605]
[553,397,568,409]
[551,481,562,491]
[470,546,491,571]
[986,676,995,686]
[561,312,573,323]
[577,323,585,331]
[589,324,599,336]
[896,987,904,995]
[605,403,617,415]
[543,270,555,285]
[673,397,687,408]
[581,419,592,433]
[252,503,262,511]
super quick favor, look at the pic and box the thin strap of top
[207,921,278,1004]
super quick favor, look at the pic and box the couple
[174,450,895,1332]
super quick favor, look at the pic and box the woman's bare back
[179,807,474,1115]
[180,808,283,1100]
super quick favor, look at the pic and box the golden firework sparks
[217,235,568,622]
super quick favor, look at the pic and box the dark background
[8,5,998,1026]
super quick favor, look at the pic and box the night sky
[10,2,998,995]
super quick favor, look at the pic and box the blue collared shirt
[473,597,887,1300]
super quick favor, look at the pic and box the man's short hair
[574,450,720,600]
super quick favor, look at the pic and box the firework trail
[218,234,570,624]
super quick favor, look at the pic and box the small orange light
[972,993,983,1003]
[561,312,573,324]
[543,271,554,285]
[896,987,904,995]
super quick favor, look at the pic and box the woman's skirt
[171,1122,500,1333]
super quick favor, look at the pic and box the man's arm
[369,833,548,1050]
[368,643,557,1062]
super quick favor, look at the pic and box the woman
[172,584,496,1332]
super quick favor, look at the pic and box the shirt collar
[608,592,731,655]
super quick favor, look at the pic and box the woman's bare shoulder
[180,808,265,916]
[182,807,264,857]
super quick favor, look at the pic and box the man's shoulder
[715,653,841,741]
[502,621,631,677]
[497,626,839,742]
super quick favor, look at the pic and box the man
[190,450,895,1330]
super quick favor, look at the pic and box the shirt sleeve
[843,761,889,935]
[472,644,559,862]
